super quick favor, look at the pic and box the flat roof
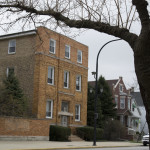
[0,30,37,40]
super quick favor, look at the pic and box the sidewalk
[0,141,142,150]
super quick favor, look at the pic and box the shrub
[102,119,126,141]
[50,125,71,141]
[76,126,103,141]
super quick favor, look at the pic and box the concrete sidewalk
[0,141,142,150]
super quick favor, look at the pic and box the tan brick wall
[0,116,50,136]
[0,35,36,115]
[32,27,88,127]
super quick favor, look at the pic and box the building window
[120,97,125,109]
[128,98,130,110]
[77,50,82,63]
[76,75,81,91]
[47,66,54,85]
[61,101,69,112]
[75,104,80,121]
[8,39,16,54]
[115,96,118,108]
[7,67,14,77]
[65,45,70,59]
[49,39,56,54]
[64,71,69,88]
[46,100,53,118]
[119,84,123,92]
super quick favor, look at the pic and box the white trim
[46,100,53,119]
[120,97,125,109]
[8,39,16,54]
[0,31,36,40]
[65,45,70,59]
[77,50,82,64]
[114,78,121,89]
[49,39,56,54]
[64,71,69,88]
[47,66,54,85]
[75,104,81,121]
[76,75,81,91]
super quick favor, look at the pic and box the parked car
[142,134,149,146]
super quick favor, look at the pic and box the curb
[13,145,142,150]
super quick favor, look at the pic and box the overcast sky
[75,29,137,89]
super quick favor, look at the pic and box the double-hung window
[128,98,130,110]
[119,84,123,92]
[77,50,82,63]
[76,75,81,91]
[65,45,70,59]
[75,104,80,121]
[61,101,69,112]
[47,66,54,85]
[115,96,118,108]
[120,97,125,109]
[6,67,14,77]
[49,39,56,54]
[8,39,16,54]
[64,71,69,88]
[46,100,53,118]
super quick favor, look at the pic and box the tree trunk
[134,32,150,147]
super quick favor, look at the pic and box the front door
[61,116,68,127]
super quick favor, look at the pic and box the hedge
[49,125,71,141]
[76,126,103,141]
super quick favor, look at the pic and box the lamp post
[92,38,122,146]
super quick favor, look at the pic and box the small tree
[97,76,117,121]
[0,70,28,117]
[87,84,103,128]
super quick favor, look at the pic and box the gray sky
[75,29,137,89]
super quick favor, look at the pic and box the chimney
[119,76,122,80]
[131,87,134,92]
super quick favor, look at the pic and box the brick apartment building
[0,27,88,136]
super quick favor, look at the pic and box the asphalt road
[61,146,149,150]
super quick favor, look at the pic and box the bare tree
[0,0,150,144]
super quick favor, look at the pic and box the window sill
[76,90,81,92]
[47,83,55,86]
[75,120,81,122]
[49,51,55,54]
[46,117,53,119]
[77,61,82,64]
[8,52,16,55]
[65,57,70,60]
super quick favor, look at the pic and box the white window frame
[65,45,70,59]
[77,50,82,63]
[64,71,69,88]
[6,67,14,77]
[8,39,16,54]
[128,98,130,110]
[115,96,118,108]
[75,104,81,121]
[49,39,56,54]
[120,97,125,109]
[119,84,123,92]
[46,100,53,119]
[47,66,54,85]
[61,101,69,112]
[76,75,81,91]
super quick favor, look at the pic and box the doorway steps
[69,134,84,141]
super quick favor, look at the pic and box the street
[62,146,149,150]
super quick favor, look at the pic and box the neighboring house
[0,27,88,131]
[89,77,141,136]
[131,90,149,134]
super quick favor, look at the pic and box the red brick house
[89,76,141,138]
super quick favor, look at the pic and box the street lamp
[92,39,122,146]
